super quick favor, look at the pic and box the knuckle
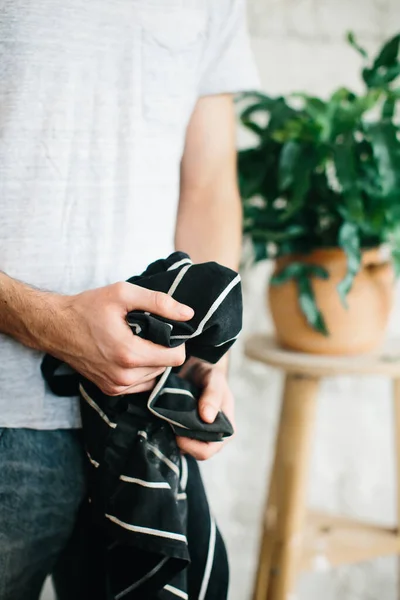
[101,384,124,396]
[99,384,111,395]
[114,350,136,369]
[154,291,170,314]
[195,449,210,462]
[112,281,127,299]
[110,369,133,388]
[171,346,186,367]
[115,376,131,388]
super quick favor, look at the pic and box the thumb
[120,283,194,321]
[199,386,222,424]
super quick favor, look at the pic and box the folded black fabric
[41,252,242,600]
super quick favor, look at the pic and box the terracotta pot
[268,248,395,355]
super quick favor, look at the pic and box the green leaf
[253,241,268,262]
[239,95,275,138]
[306,265,330,280]
[328,89,381,139]
[297,275,329,336]
[365,122,400,198]
[382,96,396,119]
[267,99,300,136]
[271,263,330,336]
[363,63,400,88]
[290,93,327,119]
[347,31,369,59]
[334,133,364,223]
[330,87,356,102]
[337,222,361,306]
[277,141,320,221]
[374,33,400,69]
[241,120,265,137]
[353,89,382,113]
[250,225,306,243]
[271,262,303,284]
[361,34,400,88]
[236,91,275,105]
[278,140,307,191]
[238,148,267,199]
[239,93,275,113]
[321,88,356,142]
[389,225,400,276]
[271,262,329,285]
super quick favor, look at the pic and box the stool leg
[253,374,319,600]
[392,378,400,598]
[252,429,279,600]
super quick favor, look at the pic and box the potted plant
[238,32,400,355]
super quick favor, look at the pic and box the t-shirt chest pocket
[138,7,208,125]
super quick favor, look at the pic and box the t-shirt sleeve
[199,0,260,97]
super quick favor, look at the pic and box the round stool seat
[245,333,400,377]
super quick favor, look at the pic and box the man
[0,1,259,598]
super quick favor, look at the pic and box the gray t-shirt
[0,0,259,429]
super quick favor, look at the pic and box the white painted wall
[202,1,400,599]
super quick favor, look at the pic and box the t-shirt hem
[0,419,82,430]
[198,76,262,98]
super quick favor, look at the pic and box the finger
[176,436,224,461]
[101,366,164,395]
[129,337,186,369]
[133,366,166,381]
[120,366,165,392]
[198,384,224,424]
[120,283,194,321]
[110,365,165,387]
[127,366,165,385]
[126,366,164,380]
[123,378,160,394]
[102,378,159,396]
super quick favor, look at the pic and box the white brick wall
[202,2,400,600]
[248,0,398,43]
[248,0,400,97]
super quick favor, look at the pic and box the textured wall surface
[202,1,400,599]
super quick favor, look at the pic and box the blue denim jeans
[0,428,95,600]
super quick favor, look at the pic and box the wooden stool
[245,333,400,600]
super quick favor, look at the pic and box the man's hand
[0,273,193,396]
[54,283,195,395]
[176,359,235,461]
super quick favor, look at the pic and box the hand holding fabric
[177,358,235,461]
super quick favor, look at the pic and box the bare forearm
[175,94,241,270]
[175,182,242,375]
[0,271,64,351]
[175,182,242,271]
